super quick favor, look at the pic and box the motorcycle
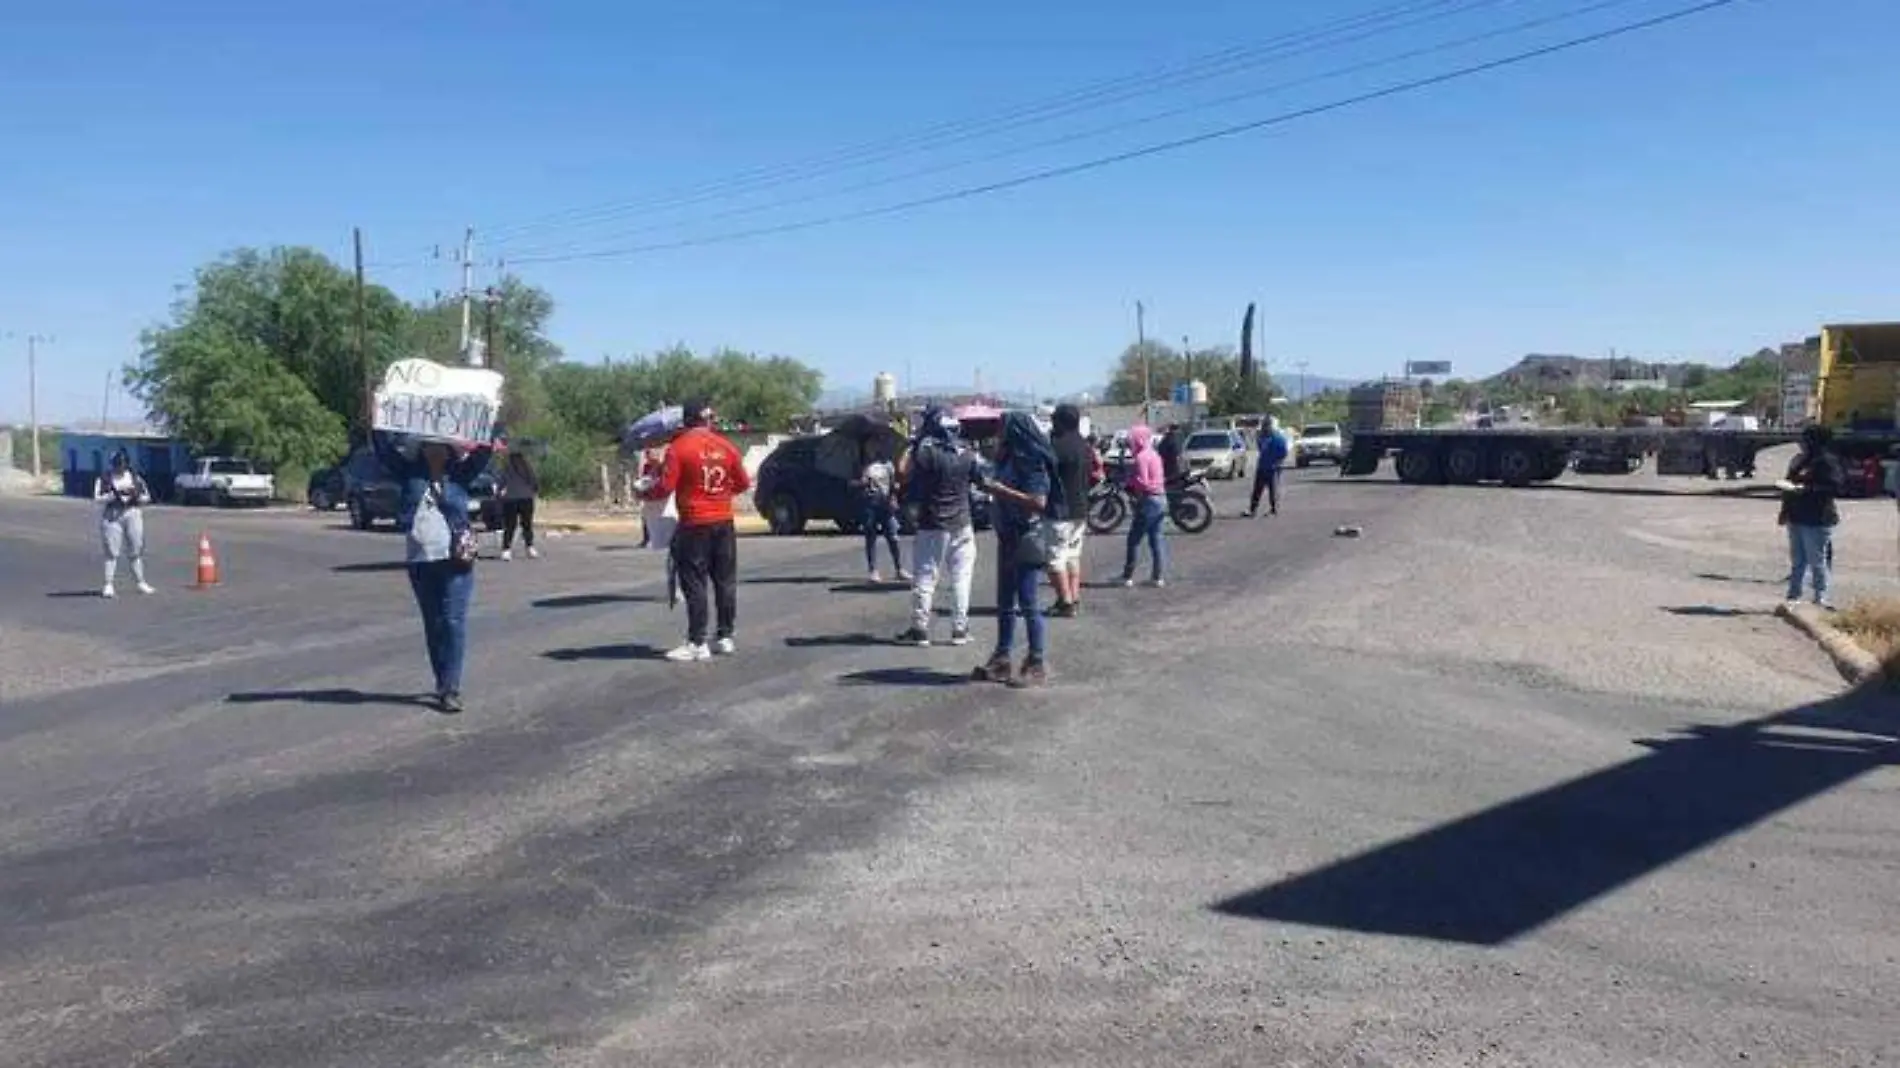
[1086,470,1214,535]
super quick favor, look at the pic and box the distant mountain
[1277,375,1356,400]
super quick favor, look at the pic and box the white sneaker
[712,637,737,656]
[101,584,116,600]
[500,549,513,562]
[665,642,711,663]
[1147,578,1167,589]
[137,583,156,596]
[527,546,541,560]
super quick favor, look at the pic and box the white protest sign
[374,359,505,444]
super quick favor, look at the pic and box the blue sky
[3,0,1896,423]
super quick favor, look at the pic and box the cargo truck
[1337,323,1900,487]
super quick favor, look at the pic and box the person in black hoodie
[1780,425,1843,609]
[498,449,541,561]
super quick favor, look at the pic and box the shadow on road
[839,667,968,688]
[226,689,433,708]
[1661,604,1768,618]
[831,582,902,594]
[46,590,103,599]
[743,576,837,586]
[541,643,666,662]
[1211,685,1900,945]
[785,633,888,649]
[1697,571,1784,587]
[532,592,659,609]
[331,561,411,574]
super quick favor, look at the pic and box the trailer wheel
[1498,445,1539,487]
[1536,450,1570,481]
[1444,444,1483,484]
[1395,448,1439,485]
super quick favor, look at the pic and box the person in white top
[94,450,155,598]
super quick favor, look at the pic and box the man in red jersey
[641,398,751,662]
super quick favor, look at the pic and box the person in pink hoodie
[1120,424,1168,588]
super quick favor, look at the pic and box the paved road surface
[1,476,1894,1067]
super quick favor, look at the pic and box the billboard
[1405,360,1452,376]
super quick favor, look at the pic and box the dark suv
[754,435,991,536]
[313,446,502,531]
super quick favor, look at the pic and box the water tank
[873,372,897,405]
[1188,380,1209,406]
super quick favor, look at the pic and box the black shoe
[895,627,932,648]
[972,653,1013,684]
[949,625,971,647]
[1048,601,1078,619]
[438,691,464,714]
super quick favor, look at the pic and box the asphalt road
[2,474,1895,1067]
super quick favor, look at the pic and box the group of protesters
[86,395,1293,713]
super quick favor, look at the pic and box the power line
[481,0,1516,246]
[507,0,1747,267]
[501,0,1649,262]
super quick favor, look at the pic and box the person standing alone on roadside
[642,398,750,662]
[1248,416,1291,517]
[894,407,977,647]
[1046,404,1093,617]
[95,450,155,598]
[1781,424,1844,609]
[498,447,541,561]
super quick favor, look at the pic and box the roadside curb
[1776,602,1887,686]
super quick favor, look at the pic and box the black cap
[682,398,712,428]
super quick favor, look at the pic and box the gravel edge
[1776,602,1887,686]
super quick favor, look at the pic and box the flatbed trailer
[1339,426,1900,486]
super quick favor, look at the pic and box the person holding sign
[369,364,502,714]
[639,398,751,663]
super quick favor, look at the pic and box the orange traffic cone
[193,532,221,590]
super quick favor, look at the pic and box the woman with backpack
[372,431,500,714]
[94,450,155,599]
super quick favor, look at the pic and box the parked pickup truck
[175,457,275,507]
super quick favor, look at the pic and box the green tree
[542,347,823,440]
[1104,341,1273,416]
[126,319,347,473]
[154,247,413,440]
[408,275,563,430]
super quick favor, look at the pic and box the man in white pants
[895,407,978,648]
[95,450,156,598]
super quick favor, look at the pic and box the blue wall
[60,434,193,501]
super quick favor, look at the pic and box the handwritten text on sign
[374,359,506,444]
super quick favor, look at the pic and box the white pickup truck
[175,457,276,507]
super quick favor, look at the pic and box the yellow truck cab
[1815,322,1900,431]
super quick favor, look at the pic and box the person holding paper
[95,450,155,599]
[373,430,498,714]
[639,398,751,663]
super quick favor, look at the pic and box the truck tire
[1395,448,1439,485]
[1444,444,1483,484]
[1537,451,1570,481]
[1498,445,1539,487]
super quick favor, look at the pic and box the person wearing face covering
[1120,424,1168,588]
[895,406,977,647]
[94,450,155,598]
[372,429,499,714]
[971,411,1060,688]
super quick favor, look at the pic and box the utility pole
[1136,301,1150,422]
[25,334,50,479]
[482,287,500,373]
[101,369,113,430]
[1296,360,1311,426]
[353,227,369,437]
[457,225,475,364]
[1183,335,1193,390]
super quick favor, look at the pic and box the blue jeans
[1786,524,1833,604]
[994,536,1046,660]
[1122,494,1167,582]
[408,561,474,694]
[862,500,902,573]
